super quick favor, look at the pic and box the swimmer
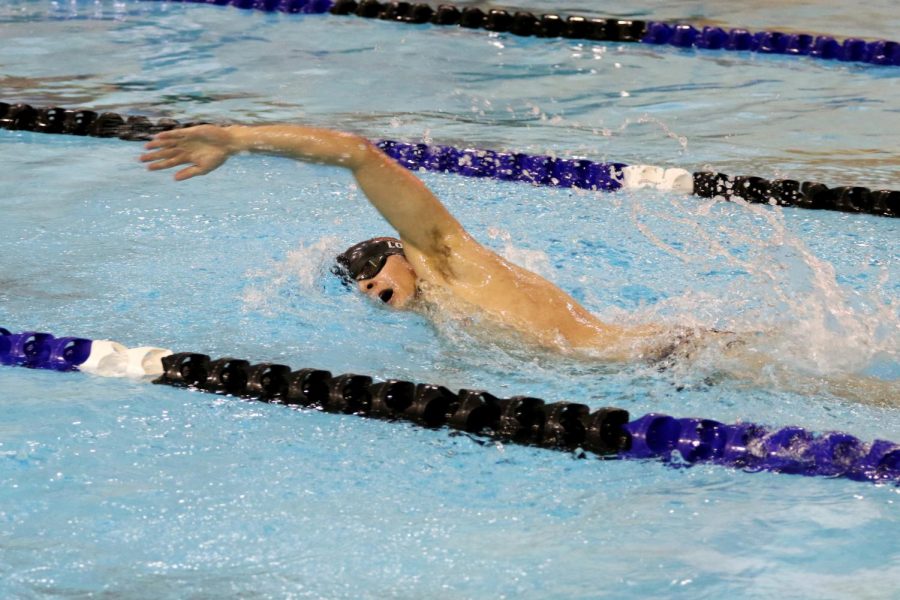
[142,123,667,361]
[139,123,900,408]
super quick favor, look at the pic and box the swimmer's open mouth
[379,289,394,304]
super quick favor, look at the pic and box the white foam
[241,236,341,316]
[624,192,899,382]
[487,227,553,277]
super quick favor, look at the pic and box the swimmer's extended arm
[141,124,465,257]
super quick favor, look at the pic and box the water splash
[486,226,553,277]
[617,115,690,154]
[628,191,898,381]
[240,236,341,317]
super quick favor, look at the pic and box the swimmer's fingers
[174,165,210,181]
[143,139,170,151]
[142,153,194,172]
[139,148,179,163]
[144,128,209,152]
[170,154,227,180]
[144,132,187,151]
[144,154,217,179]
[143,126,229,180]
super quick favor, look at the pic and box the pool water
[1,1,899,597]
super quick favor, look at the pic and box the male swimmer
[141,123,669,361]
[140,124,899,404]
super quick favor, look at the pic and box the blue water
[1,2,899,598]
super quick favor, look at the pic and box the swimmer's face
[356,254,417,308]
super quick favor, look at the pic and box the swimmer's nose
[379,289,394,304]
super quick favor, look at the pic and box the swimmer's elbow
[350,138,387,171]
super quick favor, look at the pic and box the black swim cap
[334,237,405,282]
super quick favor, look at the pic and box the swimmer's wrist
[223,125,253,155]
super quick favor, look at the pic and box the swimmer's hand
[141,125,236,181]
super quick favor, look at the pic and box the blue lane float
[0,330,93,371]
[641,22,899,66]
[143,0,900,68]
[2,328,898,485]
[2,101,898,217]
[375,140,627,191]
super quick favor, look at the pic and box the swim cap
[334,237,405,282]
